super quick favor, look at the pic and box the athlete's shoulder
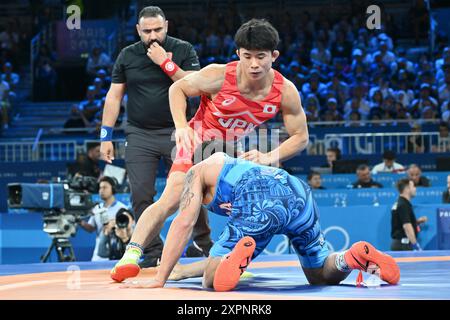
[196,63,227,78]
[280,75,296,91]
[203,151,227,164]
[280,77,301,101]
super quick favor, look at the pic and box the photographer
[78,176,127,261]
[97,208,135,260]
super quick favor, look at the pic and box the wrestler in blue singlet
[206,153,330,269]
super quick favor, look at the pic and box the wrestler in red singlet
[169,61,284,174]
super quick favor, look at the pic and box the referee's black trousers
[125,125,212,259]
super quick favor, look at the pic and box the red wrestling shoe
[345,241,400,285]
[213,236,256,292]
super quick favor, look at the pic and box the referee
[391,178,428,251]
[100,6,211,267]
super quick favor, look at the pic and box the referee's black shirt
[391,196,418,240]
[111,36,200,129]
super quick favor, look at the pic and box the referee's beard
[145,38,164,49]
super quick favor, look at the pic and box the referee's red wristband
[160,58,179,77]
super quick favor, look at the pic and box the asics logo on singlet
[222,96,237,106]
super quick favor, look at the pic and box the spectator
[86,46,113,79]
[442,101,450,122]
[369,89,383,109]
[370,32,394,51]
[369,52,390,76]
[63,104,90,133]
[346,110,363,127]
[326,72,349,105]
[343,84,370,119]
[0,21,19,58]
[350,48,366,70]
[369,76,395,100]
[420,105,438,124]
[438,69,450,102]
[1,62,19,91]
[435,47,450,72]
[307,171,325,190]
[395,88,414,109]
[77,176,128,261]
[431,122,450,153]
[69,142,102,179]
[395,104,413,121]
[79,85,101,122]
[437,63,450,88]
[406,123,426,153]
[302,69,327,97]
[407,164,430,187]
[304,94,320,122]
[322,147,341,170]
[310,40,331,67]
[376,40,396,66]
[410,84,438,118]
[93,77,107,99]
[443,174,450,203]
[352,164,383,188]
[391,178,428,251]
[320,98,343,122]
[96,69,111,90]
[205,29,221,57]
[372,150,405,174]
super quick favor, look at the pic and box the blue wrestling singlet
[205,153,330,269]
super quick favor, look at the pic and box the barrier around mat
[1,203,448,264]
[89,186,446,209]
[438,208,450,250]
[296,171,450,189]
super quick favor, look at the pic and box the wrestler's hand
[147,42,171,65]
[175,126,196,153]
[120,278,165,289]
[100,141,114,163]
[168,264,187,281]
[240,150,274,166]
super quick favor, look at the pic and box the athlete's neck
[237,63,273,95]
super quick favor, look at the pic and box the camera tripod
[41,237,76,263]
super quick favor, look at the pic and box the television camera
[7,175,98,262]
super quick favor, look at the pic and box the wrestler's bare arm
[169,64,226,128]
[269,79,309,162]
[154,165,205,285]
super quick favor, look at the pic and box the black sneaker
[185,241,214,257]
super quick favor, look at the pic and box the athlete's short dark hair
[234,19,279,52]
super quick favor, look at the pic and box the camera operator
[78,176,127,261]
[97,208,135,260]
